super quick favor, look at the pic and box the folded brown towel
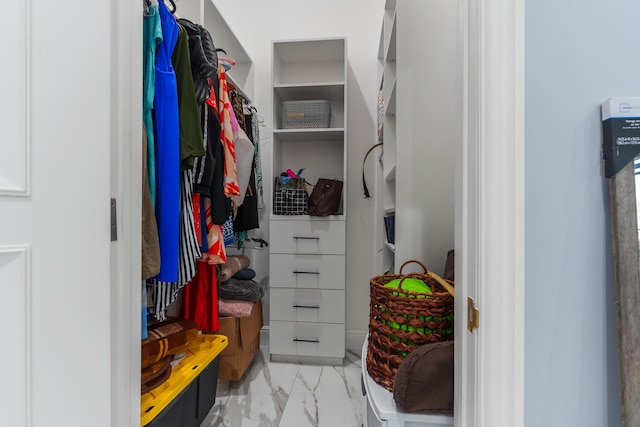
[219,255,251,282]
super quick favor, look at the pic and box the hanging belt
[362,142,383,198]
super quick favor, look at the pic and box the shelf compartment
[385,79,396,117]
[273,39,346,86]
[385,164,396,182]
[271,139,345,196]
[385,10,397,62]
[273,128,344,142]
[274,83,344,101]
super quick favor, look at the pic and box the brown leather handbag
[308,178,343,216]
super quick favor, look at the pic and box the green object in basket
[384,278,432,294]
[383,278,433,336]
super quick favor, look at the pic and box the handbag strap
[428,271,455,297]
[362,142,383,198]
[399,260,455,297]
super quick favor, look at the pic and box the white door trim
[456,0,525,426]
[110,0,143,425]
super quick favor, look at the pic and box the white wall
[213,0,385,350]
[524,1,637,425]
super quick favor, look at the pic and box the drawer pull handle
[293,304,320,309]
[293,338,320,343]
[293,236,320,240]
[292,270,320,275]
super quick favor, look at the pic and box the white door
[0,1,140,426]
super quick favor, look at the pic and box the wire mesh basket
[282,100,331,129]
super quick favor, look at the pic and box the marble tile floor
[200,347,364,427]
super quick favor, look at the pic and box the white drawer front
[270,289,345,323]
[270,254,345,289]
[270,220,345,254]
[270,321,345,358]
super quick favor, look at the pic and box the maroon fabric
[392,341,454,414]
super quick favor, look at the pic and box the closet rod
[226,73,251,104]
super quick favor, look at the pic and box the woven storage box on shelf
[282,100,331,129]
[366,260,455,392]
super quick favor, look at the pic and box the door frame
[110,0,143,425]
[455,0,525,426]
[108,0,526,424]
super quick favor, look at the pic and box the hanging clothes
[147,169,202,320]
[141,124,161,280]
[202,196,227,265]
[202,99,230,224]
[144,22,207,321]
[176,18,219,108]
[172,23,205,170]
[153,0,181,282]
[228,90,260,233]
[230,127,254,207]
[217,64,240,198]
[252,108,264,207]
[143,5,163,207]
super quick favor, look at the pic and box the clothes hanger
[165,0,176,14]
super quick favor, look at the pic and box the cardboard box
[216,300,263,381]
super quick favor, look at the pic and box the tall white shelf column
[269,38,348,364]
[375,0,457,276]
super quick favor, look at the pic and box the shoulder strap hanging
[362,143,383,198]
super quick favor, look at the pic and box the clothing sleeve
[172,24,205,170]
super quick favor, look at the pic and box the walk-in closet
[11,0,631,426]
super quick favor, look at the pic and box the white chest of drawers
[269,217,346,364]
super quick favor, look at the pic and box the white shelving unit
[368,1,458,424]
[269,38,348,364]
[177,0,254,100]
[375,0,457,275]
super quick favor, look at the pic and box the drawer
[270,254,345,289]
[270,289,345,323]
[270,219,345,254]
[270,321,345,358]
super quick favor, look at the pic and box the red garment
[180,260,219,332]
[193,193,202,249]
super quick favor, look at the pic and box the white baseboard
[346,330,367,352]
[260,325,269,347]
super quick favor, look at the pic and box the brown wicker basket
[366,260,455,391]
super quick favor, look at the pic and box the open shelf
[384,164,396,181]
[385,11,397,62]
[385,79,396,116]
[273,128,345,142]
